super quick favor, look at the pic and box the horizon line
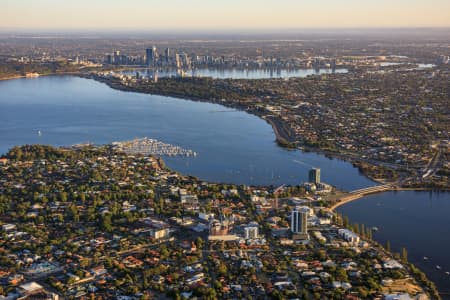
[1,27,449,38]
[1,26,450,32]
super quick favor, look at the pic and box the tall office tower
[175,53,181,68]
[152,46,158,61]
[179,53,190,67]
[105,54,112,65]
[164,48,170,63]
[331,58,337,71]
[113,50,121,65]
[308,168,321,184]
[291,207,309,239]
[146,47,157,66]
[120,54,127,65]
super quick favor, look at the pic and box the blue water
[123,67,348,79]
[0,75,373,190]
[338,191,450,297]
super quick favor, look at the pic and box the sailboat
[37,130,42,136]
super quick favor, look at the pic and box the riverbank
[0,75,27,81]
[265,116,297,148]
[0,71,83,82]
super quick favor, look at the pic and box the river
[0,75,372,190]
[1,75,448,296]
[338,191,450,298]
[121,67,348,79]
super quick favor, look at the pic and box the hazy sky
[2,0,450,30]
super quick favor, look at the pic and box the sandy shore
[0,75,27,81]
[0,72,83,82]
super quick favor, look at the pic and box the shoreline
[0,75,27,81]
[0,71,83,82]
[1,73,442,190]
[86,74,425,188]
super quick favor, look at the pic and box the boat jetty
[112,137,197,157]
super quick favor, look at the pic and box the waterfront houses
[0,145,437,299]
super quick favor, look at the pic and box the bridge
[330,184,396,211]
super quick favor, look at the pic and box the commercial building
[146,46,157,66]
[17,281,59,299]
[244,225,259,240]
[164,48,170,63]
[150,228,169,240]
[291,206,309,240]
[338,229,360,244]
[308,168,321,184]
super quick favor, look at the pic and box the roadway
[330,184,396,211]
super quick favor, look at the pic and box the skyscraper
[145,48,153,66]
[152,46,158,61]
[291,207,309,240]
[105,54,112,65]
[164,48,170,63]
[175,53,181,68]
[145,46,157,66]
[308,168,320,184]
[113,50,121,65]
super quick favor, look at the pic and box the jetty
[112,137,197,157]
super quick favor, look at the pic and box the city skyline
[0,1,449,297]
[2,0,450,31]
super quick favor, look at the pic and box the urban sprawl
[0,32,449,299]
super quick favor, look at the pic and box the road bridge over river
[330,184,397,211]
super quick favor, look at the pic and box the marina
[112,137,197,157]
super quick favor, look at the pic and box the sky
[2,0,450,31]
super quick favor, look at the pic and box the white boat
[436,265,441,270]
[423,256,429,260]
[37,130,42,136]
[445,272,449,275]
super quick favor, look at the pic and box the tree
[101,214,113,232]
[335,267,348,282]
[357,286,369,298]
[401,247,408,263]
[386,240,391,253]
[218,263,227,276]
[195,237,204,249]
[343,216,349,228]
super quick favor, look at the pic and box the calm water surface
[123,67,348,79]
[338,191,450,297]
[0,76,372,190]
